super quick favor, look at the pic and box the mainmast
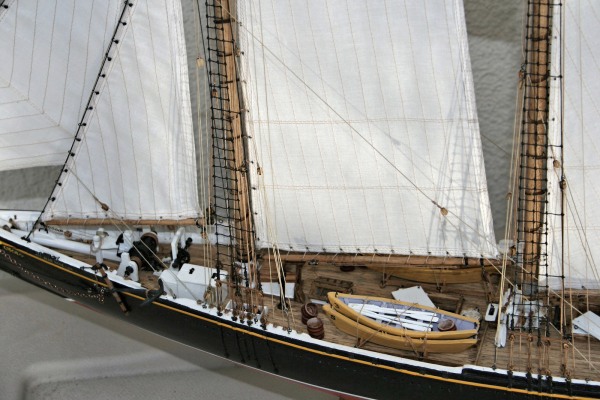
[206,0,255,264]
[517,0,553,297]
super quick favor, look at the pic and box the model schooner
[0,0,599,399]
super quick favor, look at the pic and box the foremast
[517,0,553,298]
[205,0,260,314]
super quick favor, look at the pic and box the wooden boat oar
[348,303,440,322]
[353,308,432,331]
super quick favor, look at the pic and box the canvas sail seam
[337,0,386,248]
[0,87,70,136]
[37,0,199,223]
[564,190,600,285]
[247,2,291,278]
[0,1,124,171]
[542,0,600,291]
[27,0,133,237]
[0,0,13,21]
[235,2,497,258]
[379,1,422,253]
[240,23,447,206]
[0,0,72,169]
[234,4,465,195]
[238,22,440,200]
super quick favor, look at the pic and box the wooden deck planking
[59,245,600,382]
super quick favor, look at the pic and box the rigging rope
[217,1,502,261]
[26,0,134,240]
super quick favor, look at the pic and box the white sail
[38,0,199,222]
[237,1,496,258]
[544,0,600,290]
[0,1,122,170]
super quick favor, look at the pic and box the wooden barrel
[306,317,325,339]
[301,303,318,324]
[438,319,457,332]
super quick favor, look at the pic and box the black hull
[0,238,597,400]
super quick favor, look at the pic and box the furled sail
[31,0,199,222]
[544,0,600,290]
[236,1,497,258]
